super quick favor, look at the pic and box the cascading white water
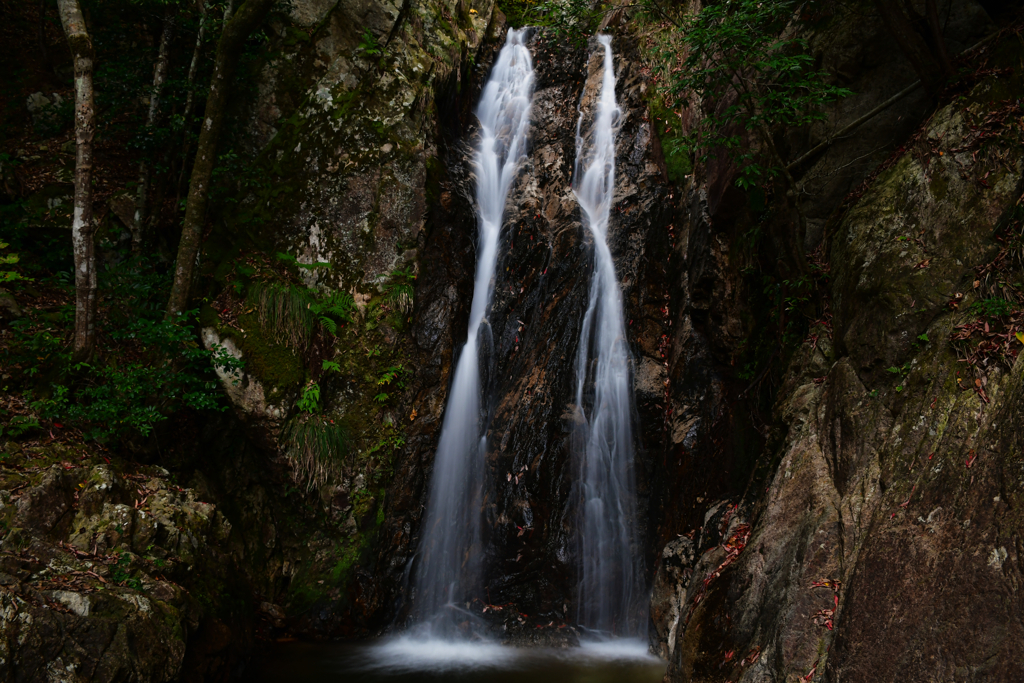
[412,28,535,638]
[572,35,644,638]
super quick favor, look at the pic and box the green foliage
[970,297,1015,318]
[502,0,602,47]
[297,382,321,414]
[371,364,407,405]
[0,240,29,284]
[0,415,40,439]
[311,291,358,335]
[247,281,356,351]
[381,265,415,315]
[357,29,383,57]
[25,311,243,443]
[646,0,851,188]
[886,362,911,393]
[887,363,911,376]
[364,421,405,483]
[283,415,351,490]
[110,552,143,591]
[274,251,331,270]
[356,28,387,70]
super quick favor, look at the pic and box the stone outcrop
[647,6,1024,683]
[0,447,225,682]
[372,22,676,638]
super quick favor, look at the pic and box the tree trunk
[871,0,946,93]
[175,1,210,204]
[133,6,175,253]
[57,0,97,360]
[166,0,275,320]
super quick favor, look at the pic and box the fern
[310,290,357,324]
[318,316,338,335]
[247,283,357,350]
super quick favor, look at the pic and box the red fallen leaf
[53,422,63,429]
[966,450,978,468]
[724,650,735,662]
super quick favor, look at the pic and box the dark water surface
[246,638,666,683]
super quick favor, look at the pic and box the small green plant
[297,382,321,414]
[321,360,341,374]
[274,252,331,270]
[365,421,405,483]
[372,364,408,404]
[1,240,29,283]
[887,362,911,394]
[283,415,351,490]
[970,298,1015,318]
[111,552,143,591]
[382,281,414,315]
[248,282,356,349]
[887,363,911,377]
[357,29,383,57]
[0,415,40,439]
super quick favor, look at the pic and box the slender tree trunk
[166,0,275,320]
[58,0,97,360]
[175,1,209,204]
[133,6,176,252]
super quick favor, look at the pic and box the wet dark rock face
[647,5,1024,683]
[374,28,676,638]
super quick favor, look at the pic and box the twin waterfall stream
[247,28,663,683]
[410,29,645,649]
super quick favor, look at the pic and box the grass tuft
[283,415,351,490]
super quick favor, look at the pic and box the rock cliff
[2,0,1022,680]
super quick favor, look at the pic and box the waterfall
[572,35,644,638]
[412,28,535,638]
